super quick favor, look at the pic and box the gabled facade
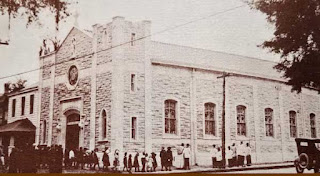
[38,16,320,166]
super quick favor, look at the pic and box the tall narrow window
[310,113,316,138]
[131,33,135,46]
[72,38,76,57]
[103,30,108,47]
[131,74,136,92]
[205,103,216,135]
[30,94,34,114]
[12,99,16,117]
[265,108,274,137]
[165,100,177,134]
[42,120,47,144]
[237,105,246,136]
[21,97,25,116]
[131,117,137,139]
[289,111,297,138]
[101,110,107,139]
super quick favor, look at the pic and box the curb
[199,163,294,173]
[135,163,295,174]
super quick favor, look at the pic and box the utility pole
[217,72,231,168]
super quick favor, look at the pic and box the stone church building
[38,16,320,166]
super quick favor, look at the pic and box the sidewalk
[134,162,294,174]
[3,162,293,174]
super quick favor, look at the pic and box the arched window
[237,105,246,136]
[101,110,107,140]
[310,113,316,138]
[289,111,297,138]
[265,108,274,137]
[204,103,216,136]
[164,99,177,134]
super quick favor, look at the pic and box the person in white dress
[216,147,222,168]
[69,149,75,168]
[226,146,233,167]
[237,141,245,167]
[176,143,184,169]
[210,145,218,168]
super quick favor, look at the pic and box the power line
[0,4,246,81]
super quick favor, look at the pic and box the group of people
[174,143,192,170]
[65,147,100,170]
[1,141,252,173]
[5,143,64,173]
[102,147,158,173]
[211,141,251,168]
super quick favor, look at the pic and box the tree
[0,0,72,45]
[250,0,320,93]
[6,79,27,93]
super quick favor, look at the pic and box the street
[212,166,314,174]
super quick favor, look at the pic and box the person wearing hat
[160,147,166,171]
[102,147,110,171]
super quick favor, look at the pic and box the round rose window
[68,65,78,86]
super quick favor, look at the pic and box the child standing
[123,152,128,171]
[147,155,154,172]
[113,149,120,171]
[128,154,133,173]
[134,152,140,172]
[151,152,158,172]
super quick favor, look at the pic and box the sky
[0,0,279,93]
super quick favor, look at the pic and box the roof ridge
[151,41,278,64]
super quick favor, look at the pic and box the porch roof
[0,118,36,133]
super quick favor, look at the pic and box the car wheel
[296,164,304,173]
[298,153,309,169]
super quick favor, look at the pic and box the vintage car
[294,138,320,173]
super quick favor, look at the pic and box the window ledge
[129,139,143,143]
[97,139,109,143]
[262,136,277,141]
[204,135,219,140]
[163,133,180,139]
[236,135,249,141]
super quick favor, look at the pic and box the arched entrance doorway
[65,113,80,150]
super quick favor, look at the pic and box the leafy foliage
[0,0,71,29]
[250,0,320,93]
[6,79,27,93]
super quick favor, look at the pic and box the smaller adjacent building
[0,83,39,154]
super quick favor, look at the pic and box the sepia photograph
[0,0,319,174]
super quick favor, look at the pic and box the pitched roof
[150,41,283,81]
[0,118,36,133]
